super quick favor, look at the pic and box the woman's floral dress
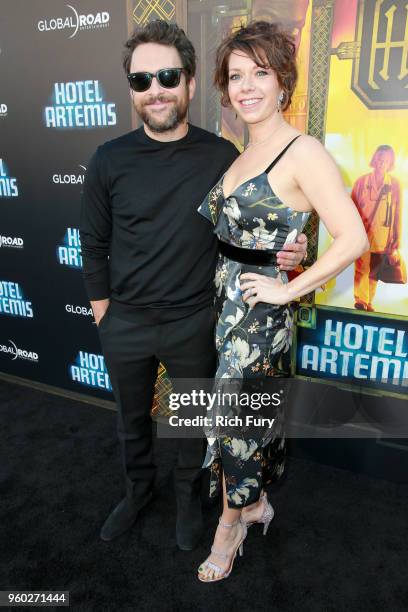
[198,137,310,508]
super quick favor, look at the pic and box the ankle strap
[218,517,240,528]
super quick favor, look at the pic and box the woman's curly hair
[214,21,297,110]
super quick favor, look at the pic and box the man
[80,20,307,551]
[352,145,401,311]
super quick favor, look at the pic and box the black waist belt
[219,240,277,266]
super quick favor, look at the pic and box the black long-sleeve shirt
[80,124,238,316]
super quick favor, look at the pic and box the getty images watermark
[156,376,408,440]
[167,388,283,429]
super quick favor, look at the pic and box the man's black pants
[97,303,216,503]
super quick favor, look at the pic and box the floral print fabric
[198,168,310,508]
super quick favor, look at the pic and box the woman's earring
[277,91,285,112]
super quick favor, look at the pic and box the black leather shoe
[100,492,152,542]
[176,492,203,551]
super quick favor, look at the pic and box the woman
[197,21,369,582]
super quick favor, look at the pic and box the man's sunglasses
[127,68,185,92]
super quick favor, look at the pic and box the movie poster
[314,0,408,317]
[296,0,407,398]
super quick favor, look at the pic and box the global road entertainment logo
[65,304,93,318]
[0,235,24,249]
[37,5,110,39]
[52,164,86,185]
[0,339,38,362]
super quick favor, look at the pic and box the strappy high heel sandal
[244,491,274,535]
[197,517,247,583]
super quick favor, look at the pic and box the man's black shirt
[80,124,238,315]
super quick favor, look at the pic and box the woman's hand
[240,272,291,307]
[277,232,308,270]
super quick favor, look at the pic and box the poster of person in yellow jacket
[352,145,402,312]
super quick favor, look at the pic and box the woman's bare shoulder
[291,134,338,169]
[292,133,325,153]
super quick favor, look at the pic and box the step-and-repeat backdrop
[1,0,407,409]
[1,0,131,400]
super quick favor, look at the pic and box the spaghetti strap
[264,135,301,175]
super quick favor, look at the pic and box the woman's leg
[241,491,266,523]
[198,472,246,581]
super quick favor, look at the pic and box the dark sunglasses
[127,68,185,92]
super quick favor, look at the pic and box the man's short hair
[123,20,196,82]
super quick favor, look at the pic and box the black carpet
[1,379,407,612]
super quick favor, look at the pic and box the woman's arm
[240,136,369,306]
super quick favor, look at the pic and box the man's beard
[135,91,189,133]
